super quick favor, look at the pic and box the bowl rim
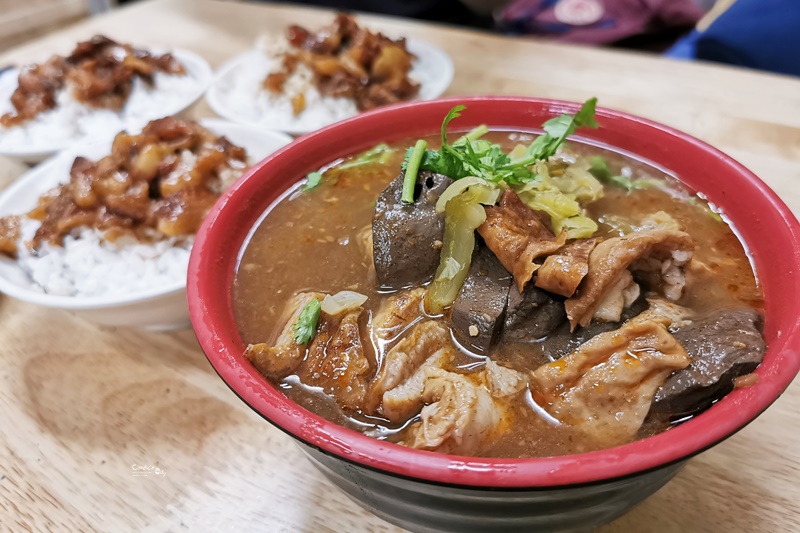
[188,96,800,488]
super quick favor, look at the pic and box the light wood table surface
[1,1,799,531]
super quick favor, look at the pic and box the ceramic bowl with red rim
[187,97,800,532]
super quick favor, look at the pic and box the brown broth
[233,133,762,458]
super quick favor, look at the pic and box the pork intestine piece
[534,237,597,298]
[382,354,527,424]
[296,309,371,411]
[244,291,326,380]
[478,190,567,293]
[381,347,454,422]
[246,291,373,411]
[400,367,504,455]
[589,269,641,324]
[477,361,528,398]
[371,287,426,342]
[530,317,690,447]
[565,229,695,330]
[369,320,451,410]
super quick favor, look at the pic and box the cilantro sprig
[293,298,321,345]
[402,140,428,203]
[303,143,397,193]
[588,155,665,192]
[524,97,599,163]
[402,98,599,186]
[301,171,323,192]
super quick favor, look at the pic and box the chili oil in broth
[232,132,763,459]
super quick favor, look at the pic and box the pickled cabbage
[553,164,604,202]
[517,190,581,220]
[553,215,598,239]
[320,291,368,315]
[435,177,501,214]
[426,191,487,314]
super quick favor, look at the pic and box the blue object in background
[666,0,800,77]
[665,29,701,59]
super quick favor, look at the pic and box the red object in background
[188,96,800,490]
[497,0,706,45]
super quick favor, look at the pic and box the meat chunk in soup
[370,320,451,408]
[636,296,694,328]
[535,238,597,298]
[381,346,454,422]
[244,292,325,379]
[478,190,567,292]
[383,356,527,424]
[565,229,694,330]
[539,297,647,360]
[651,307,766,419]
[503,284,567,343]
[450,244,513,354]
[589,269,641,324]
[400,368,504,455]
[296,309,371,411]
[531,317,690,445]
[478,360,528,398]
[372,170,453,289]
[372,287,425,341]
[248,293,372,411]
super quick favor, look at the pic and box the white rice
[8,146,246,298]
[214,38,357,131]
[15,218,191,298]
[213,35,441,131]
[0,68,202,153]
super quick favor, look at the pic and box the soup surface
[233,110,765,458]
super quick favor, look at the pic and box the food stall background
[2,0,798,76]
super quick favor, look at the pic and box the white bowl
[0,48,213,163]
[0,120,292,330]
[206,38,454,135]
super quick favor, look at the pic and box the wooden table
[1,1,799,531]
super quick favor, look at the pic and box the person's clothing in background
[495,0,707,50]
[667,0,800,77]
[283,0,493,27]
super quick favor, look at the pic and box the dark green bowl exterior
[301,443,685,532]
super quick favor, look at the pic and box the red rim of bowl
[188,96,800,488]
